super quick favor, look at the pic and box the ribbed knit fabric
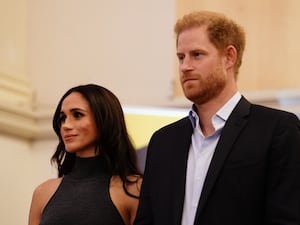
[39,156,125,225]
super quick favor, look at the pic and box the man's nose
[180,57,193,72]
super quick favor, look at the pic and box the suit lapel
[165,117,193,225]
[172,118,194,225]
[194,97,251,222]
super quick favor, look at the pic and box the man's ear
[224,45,237,70]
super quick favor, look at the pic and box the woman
[28,84,142,225]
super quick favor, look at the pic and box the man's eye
[193,52,202,57]
[177,54,185,61]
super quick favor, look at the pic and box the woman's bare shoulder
[32,177,62,208]
[34,177,62,195]
[29,178,62,225]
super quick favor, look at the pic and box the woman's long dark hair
[52,84,142,197]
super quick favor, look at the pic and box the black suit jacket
[134,97,300,225]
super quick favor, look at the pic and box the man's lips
[182,77,198,84]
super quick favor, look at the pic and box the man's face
[176,26,227,105]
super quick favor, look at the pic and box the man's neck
[195,89,237,136]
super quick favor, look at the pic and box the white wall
[0,134,34,225]
[28,0,177,108]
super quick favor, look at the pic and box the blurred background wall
[1,0,300,224]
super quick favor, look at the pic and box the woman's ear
[224,45,237,70]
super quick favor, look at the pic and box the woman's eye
[73,111,83,118]
[59,115,66,123]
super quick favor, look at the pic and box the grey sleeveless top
[39,156,125,225]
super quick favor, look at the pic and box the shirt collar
[189,92,242,129]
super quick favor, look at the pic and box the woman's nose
[61,118,72,130]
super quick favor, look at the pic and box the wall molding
[0,101,56,140]
[0,73,32,95]
[0,73,55,140]
[0,102,37,139]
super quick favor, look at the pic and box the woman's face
[60,92,98,157]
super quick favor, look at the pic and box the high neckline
[69,156,109,179]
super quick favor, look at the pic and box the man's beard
[182,66,227,105]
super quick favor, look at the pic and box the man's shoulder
[155,116,191,133]
[251,103,299,119]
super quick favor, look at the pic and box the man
[134,11,300,225]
